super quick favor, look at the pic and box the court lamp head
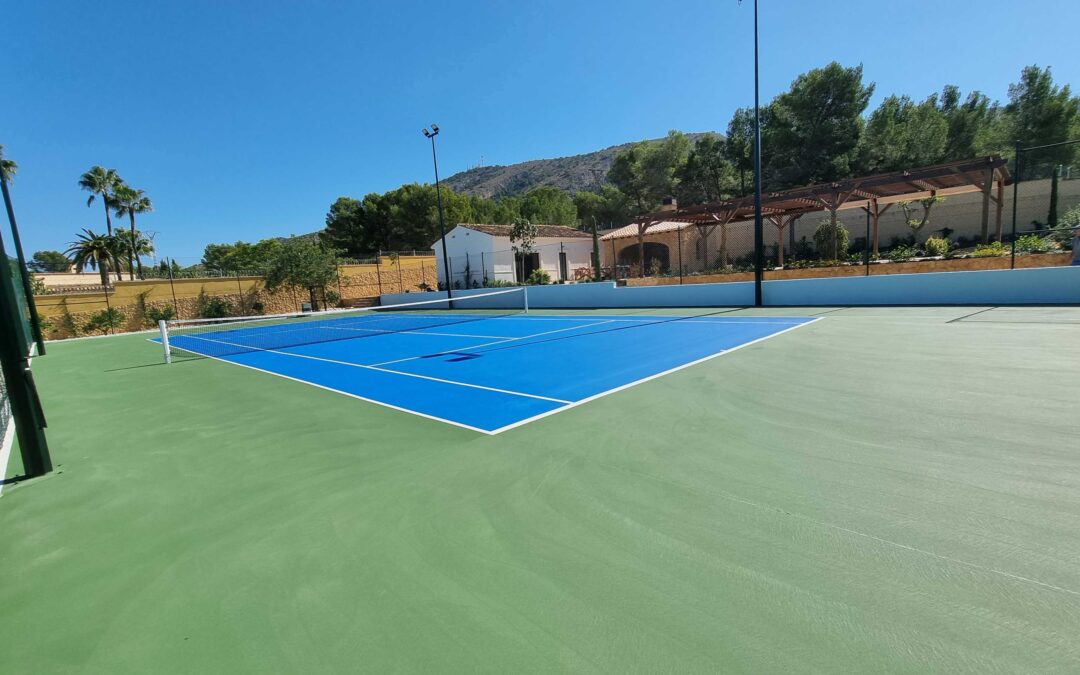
[423,124,439,138]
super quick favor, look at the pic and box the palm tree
[112,184,154,279]
[0,144,16,181]
[129,230,155,271]
[65,229,122,287]
[78,166,122,238]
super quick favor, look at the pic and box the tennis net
[161,287,527,361]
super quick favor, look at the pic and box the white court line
[505,315,810,324]
[177,334,572,404]
[170,316,822,434]
[0,412,15,496]
[321,325,513,340]
[368,319,618,368]
[165,347,500,434]
[487,317,824,434]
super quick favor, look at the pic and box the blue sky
[3,0,1078,262]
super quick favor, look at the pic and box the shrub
[813,218,850,259]
[83,308,125,335]
[1014,234,1056,254]
[526,269,551,285]
[58,298,79,337]
[484,279,518,288]
[196,290,231,318]
[888,244,917,262]
[144,305,176,324]
[924,237,950,257]
[323,289,341,307]
[971,241,1009,258]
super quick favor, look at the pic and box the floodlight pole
[425,126,453,309]
[751,0,764,307]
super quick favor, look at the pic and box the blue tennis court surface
[165,313,819,433]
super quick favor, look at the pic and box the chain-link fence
[440,239,597,290]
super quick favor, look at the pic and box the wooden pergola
[627,156,1011,270]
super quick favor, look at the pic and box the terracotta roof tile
[455,223,591,239]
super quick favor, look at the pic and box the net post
[523,286,529,314]
[159,319,172,364]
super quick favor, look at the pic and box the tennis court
[158,290,817,433]
[3,305,1080,673]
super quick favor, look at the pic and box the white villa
[431,223,593,288]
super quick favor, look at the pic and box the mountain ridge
[443,132,717,198]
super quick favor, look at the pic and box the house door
[558,251,568,282]
[515,252,540,282]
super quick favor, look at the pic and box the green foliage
[29,275,46,295]
[1014,234,1057,254]
[898,195,944,242]
[29,250,71,272]
[64,229,124,286]
[323,289,341,307]
[78,165,122,235]
[196,290,231,318]
[608,131,691,212]
[1004,65,1080,167]
[887,244,918,262]
[57,298,79,337]
[0,144,17,181]
[509,217,537,255]
[924,236,951,257]
[526,269,551,285]
[483,279,519,288]
[202,238,284,272]
[764,62,874,188]
[861,95,948,172]
[971,241,1010,257]
[83,307,125,335]
[573,186,634,230]
[938,85,1000,161]
[144,304,176,324]
[1048,205,1080,247]
[813,218,850,260]
[263,237,340,310]
[518,186,577,226]
[725,108,755,195]
[675,133,737,204]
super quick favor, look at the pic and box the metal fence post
[865,206,871,276]
[1011,140,1021,270]
[677,226,684,284]
[166,258,180,317]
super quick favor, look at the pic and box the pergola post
[980,166,993,244]
[677,225,684,283]
[767,214,796,269]
[864,198,892,257]
[995,171,1005,242]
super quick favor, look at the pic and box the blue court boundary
[156,314,822,434]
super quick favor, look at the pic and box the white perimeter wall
[383,266,1080,308]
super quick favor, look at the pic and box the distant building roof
[454,223,592,239]
[599,221,692,241]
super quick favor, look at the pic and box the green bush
[484,279,519,288]
[924,237,950,257]
[813,218,850,259]
[888,244,917,262]
[144,305,176,324]
[323,289,341,307]
[526,269,551,285]
[83,308,125,335]
[196,290,231,318]
[1014,234,1057,254]
[971,241,1010,258]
